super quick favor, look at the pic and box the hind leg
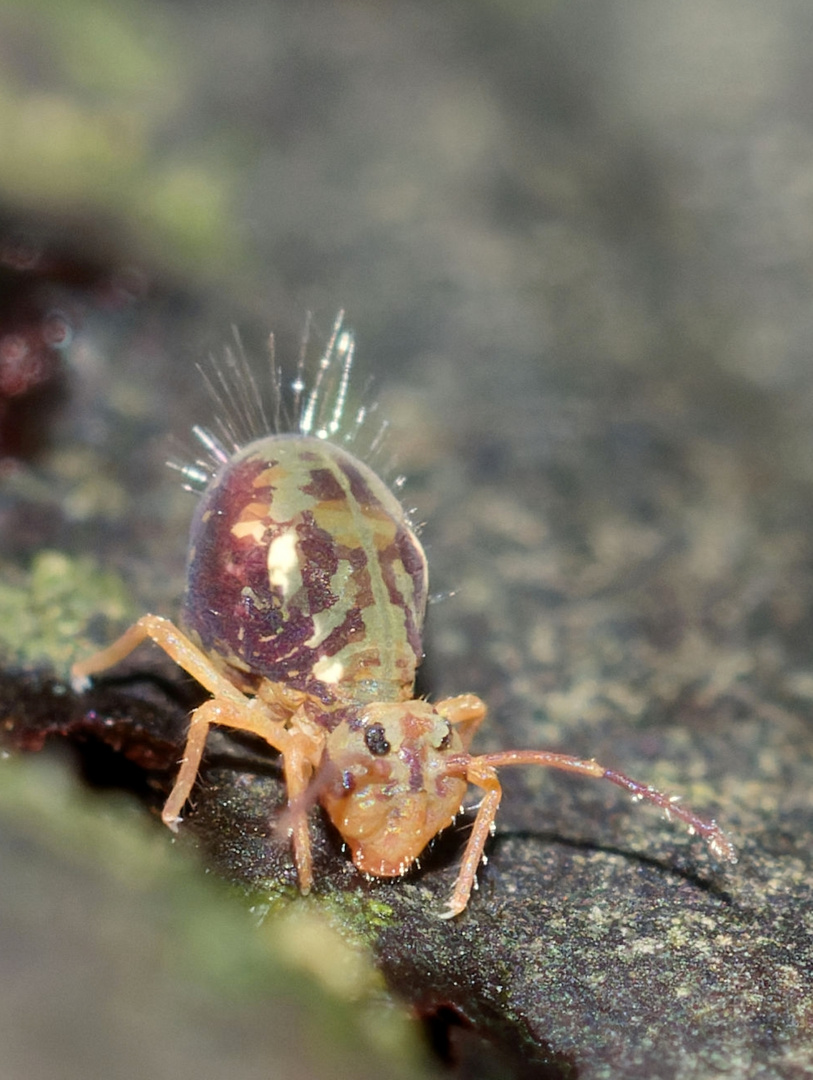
[71,614,245,704]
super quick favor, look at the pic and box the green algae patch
[240,880,395,944]
[304,888,396,942]
[0,550,134,675]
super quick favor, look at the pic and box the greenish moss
[0,0,247,278]
[0,550,134,675]
[244,874,396,950]
[312,889,396,943]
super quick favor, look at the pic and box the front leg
[73,621,325,893]
[438,759,502,919]
[160,695,294,829]
[161,697,217,829]
[161,693,322,894]
[277,720,325,895]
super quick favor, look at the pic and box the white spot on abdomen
[311,656,345,683]
[267,529,302,596]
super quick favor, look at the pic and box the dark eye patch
[364,723,391,756]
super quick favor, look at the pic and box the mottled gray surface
[2,2,813,1077]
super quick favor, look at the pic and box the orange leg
[161,696,289,822]
[162,697,223,829]
[436,693,487,751]
[160,694,319,893]
[72,614,325,894]
[438,759,502,919]
[277,717,327,895]
[71,615,245,705]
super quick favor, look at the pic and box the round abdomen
[181,435,427,702]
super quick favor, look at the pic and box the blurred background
[5,0,813,466]
[3,2,813,1078]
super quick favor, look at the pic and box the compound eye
[364,723,391,756]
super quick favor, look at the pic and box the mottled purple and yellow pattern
[181,435,428,703]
